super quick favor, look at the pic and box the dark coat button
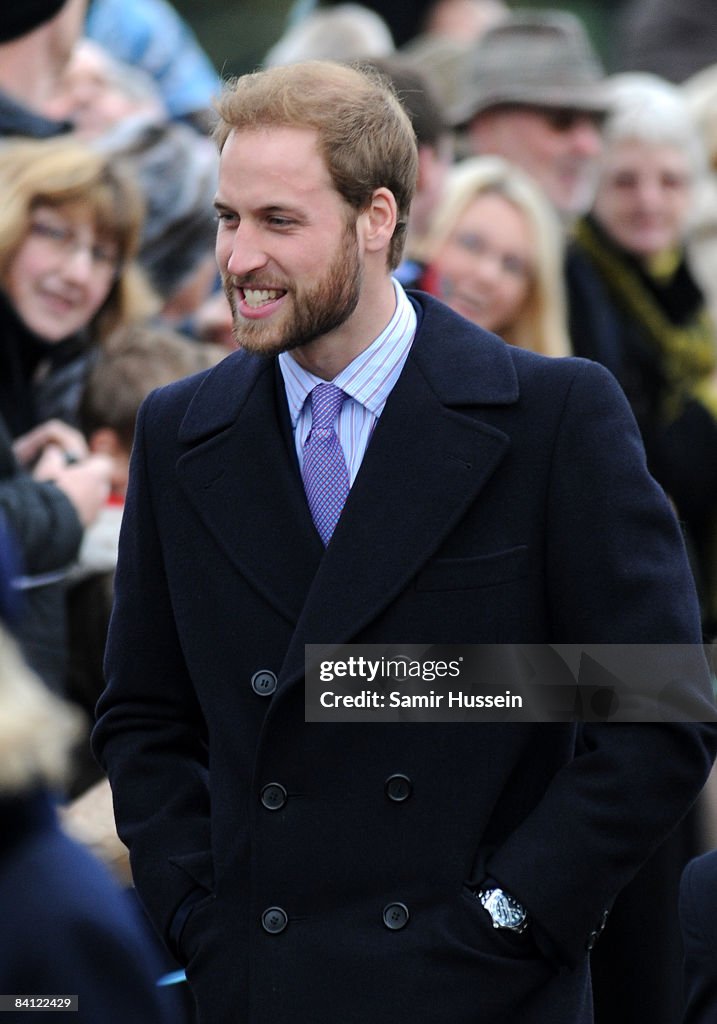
[382,902,409,930]
[251,670,277,696]
[261,907,288,934]
[261,783,287,810]
[385,773,412,802]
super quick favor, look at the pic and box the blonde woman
[0,136,157,689]
[0,135,157,436]
[412,154,571,356]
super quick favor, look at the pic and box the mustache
[224,273,289,291]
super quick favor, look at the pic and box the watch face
[484,890,526,930]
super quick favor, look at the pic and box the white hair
[603,72,706,180]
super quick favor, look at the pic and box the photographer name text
[319,689,522,709]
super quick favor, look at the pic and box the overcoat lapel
[176,352,324,624]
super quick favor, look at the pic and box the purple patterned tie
[302,383,350,546]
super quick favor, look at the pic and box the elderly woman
[0,135,156,437]
[566,72,717,628]
[412,154,571,355]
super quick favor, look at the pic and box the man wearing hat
[0,0,86,138]
[454,9,610,218]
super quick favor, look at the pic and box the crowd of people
[3,1,717,1022]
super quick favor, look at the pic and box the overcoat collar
[176,292,519,687]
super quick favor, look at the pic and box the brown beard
[225,220,363,358]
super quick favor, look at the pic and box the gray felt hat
[451,9,611,127]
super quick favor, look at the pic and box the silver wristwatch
[478,887,529,933]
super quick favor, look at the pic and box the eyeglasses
[537,107,606,133]
[28,217,120,270]
[498,103,606,133]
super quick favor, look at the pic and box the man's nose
[225,223,269,278]
[569,118,603,157]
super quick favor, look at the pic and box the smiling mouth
[241,288,286,308]
[42,291,76,311]
[454,293,486,311]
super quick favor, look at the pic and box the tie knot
[309,383,346,431]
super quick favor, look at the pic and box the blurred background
[169,0,626,78]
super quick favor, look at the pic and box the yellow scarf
[573,217,717,422]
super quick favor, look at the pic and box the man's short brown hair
[213,60,418,270]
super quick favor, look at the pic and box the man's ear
[359,187,398,255]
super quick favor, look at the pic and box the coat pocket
[415,545,530,592]
[168,848,215,893]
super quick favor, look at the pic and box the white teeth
[243,289,282,308]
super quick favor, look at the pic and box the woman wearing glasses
[0,136,156,437]
[0,137,155,691]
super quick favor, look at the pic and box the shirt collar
[279,278,416,427]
